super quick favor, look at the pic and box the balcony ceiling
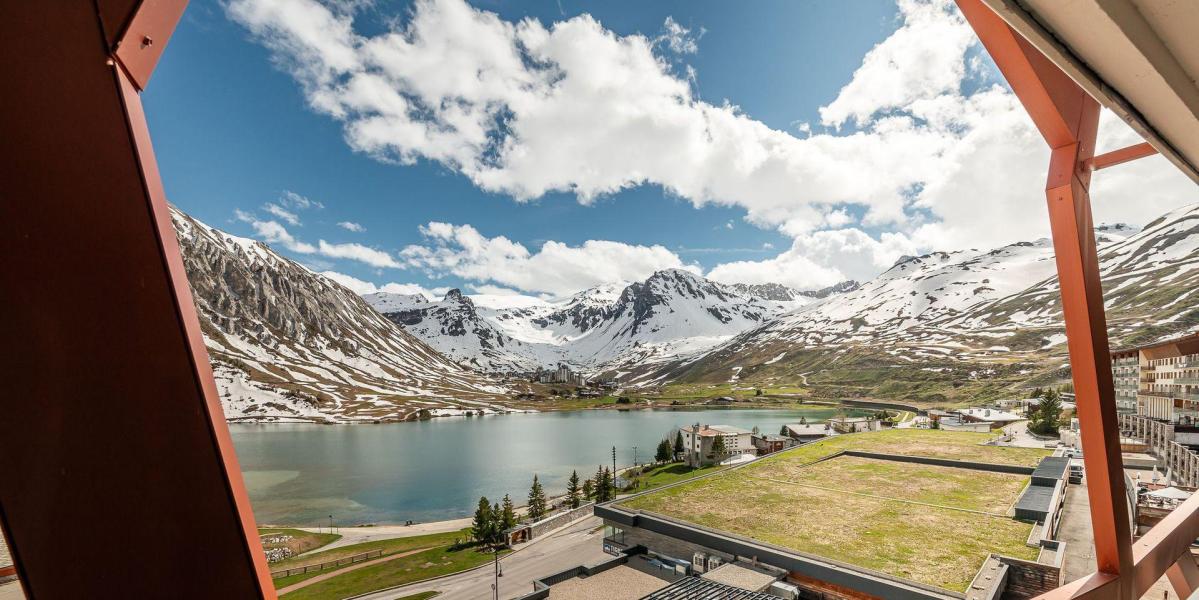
[983,0,1199,184]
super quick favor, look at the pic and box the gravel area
[701,563,777,592]
[549,565,667,600]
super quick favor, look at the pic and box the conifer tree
[527,474,548,521]
[655,438,672,463]
[711,434,727,458]
[594,466,615,502]
[501,494,517,531]
[565,470,581,509]
[471,496,494,544]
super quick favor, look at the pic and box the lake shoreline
[230,406,876,525]
[225,397,851,426]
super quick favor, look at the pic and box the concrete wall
[527,502,594,540]
[842,451,1037,475]
[996,555,1060,599]
[841,399,923,414]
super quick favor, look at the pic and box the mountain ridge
[172,208,516,423]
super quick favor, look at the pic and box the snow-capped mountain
[364,289,561,372]
[172,208,510,423]
[668,207,1194,391]
[730,280,860,302]
[553,269,796,370]
[367,269,806,376]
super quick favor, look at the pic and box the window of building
[604,525,625,546]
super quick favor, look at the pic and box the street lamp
[329,515,334,535]
[493,544,503,600]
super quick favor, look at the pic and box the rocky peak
[800,280,860,299]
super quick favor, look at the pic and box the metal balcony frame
[956,1,1199,598]
[0,0,1195,598]
[0,1,275,597]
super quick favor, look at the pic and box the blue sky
[145,0,1196,299]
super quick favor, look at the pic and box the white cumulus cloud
[321,270,448,299]
[400,222,698,296]
[235,210,400,268]
[228,0,1199,291]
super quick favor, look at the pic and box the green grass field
[620,430,1046,592]
[280,546,504,599]
[272,529,477,590]
[753,428,1049,467]
[628,462,726,492]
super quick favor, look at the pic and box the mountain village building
[536,363,588,387]
[780,423,834,443]
[1110,334,1199,425]
[680,424,755,467]
[827,416,881,434]
[956,407,1024,429]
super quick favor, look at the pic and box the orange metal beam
[1032,572,1121,600]
[0,1,275,597]
[1044,126,1135,597]
[956,0,1091,149]
[1133,492,1199,596]
[1165,555,1199,598]
[1086,142,1159,171]
[112,0,189,90]
[956,1,1135,598]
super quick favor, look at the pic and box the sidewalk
[293,517,473,555]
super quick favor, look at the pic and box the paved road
[354,516,608,600]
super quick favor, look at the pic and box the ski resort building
[536,363,588,387]
[1109,334,1199,424]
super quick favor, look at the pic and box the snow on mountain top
[364,291,430,313]
[469,292,552,310]
[171,207,281,266]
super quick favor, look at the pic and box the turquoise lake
[229,405,869,525]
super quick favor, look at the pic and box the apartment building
[1110,334,1199,425]
[679,424,755,467]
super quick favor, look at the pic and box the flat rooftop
[700,562,778,591]
[547,565,668,600]
[1032,456,1070,482]
[618,430,1048,593]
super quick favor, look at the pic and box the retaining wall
[842,450,1036,475]
[996,555,1061,599]
[527,502,595,540]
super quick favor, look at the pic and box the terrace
[613,430,1051,594]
